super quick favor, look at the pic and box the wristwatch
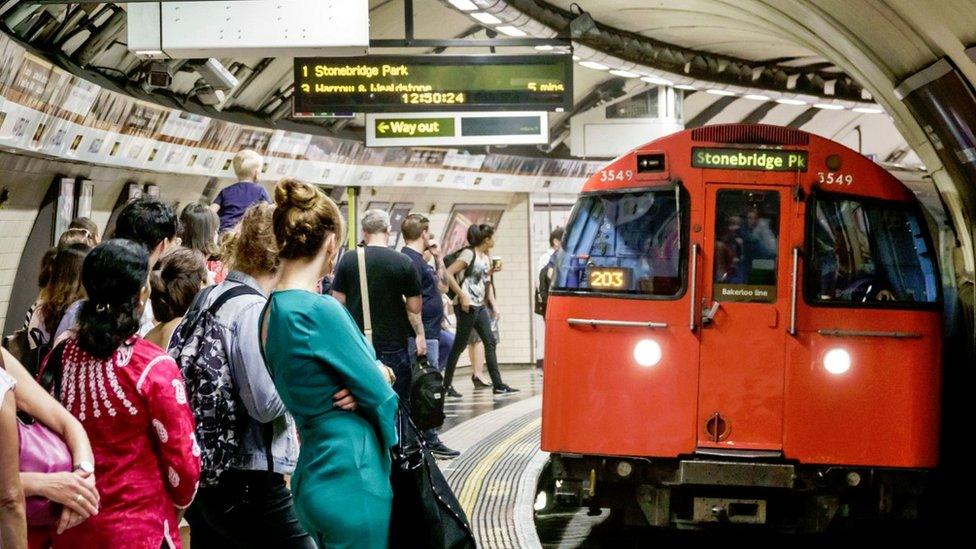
[73,460,95,474]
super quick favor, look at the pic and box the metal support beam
[368,37,571,48]
[787,107,820,129]
[741,102,778,124]
[686,96,737,128]
[404,0,414,41]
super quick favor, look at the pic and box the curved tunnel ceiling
[0,1,905,156]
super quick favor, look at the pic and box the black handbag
[2,328,49,377]
[390,407,475,549]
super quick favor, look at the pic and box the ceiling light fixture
[744,94,770,101]
[814,103,845,110]
[470,12,501,25]
[641,76,674,86]
[535,45,554,51]
[579,60,609,71]
[609,69,639,78]
[448,0,479,11]
[674,84,698,91]
[775,98,808,105]
[496,25,527,37]
[853,106,884,114]
[706,89,737,96]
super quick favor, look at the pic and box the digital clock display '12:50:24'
[587,267,632,291]
[401,92,465,105]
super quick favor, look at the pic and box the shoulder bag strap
[39,340,69,399]
[357,245,373,346]
[208,284,264,314]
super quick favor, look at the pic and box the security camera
[146,61,173,89]
[195,58,239,92]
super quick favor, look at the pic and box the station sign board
[294,55,572,115]
[365,112,549,147]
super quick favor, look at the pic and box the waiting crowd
[0,149,513,548]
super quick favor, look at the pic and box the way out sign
[365,111,548,147]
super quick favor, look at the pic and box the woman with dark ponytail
[43,239,201,549]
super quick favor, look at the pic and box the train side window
[553,189,683,298]
[712,189,780,303]
[807,196,939,306]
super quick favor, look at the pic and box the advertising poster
[441,205,506,255]
[54,178,75,245]
[75,179,94,218]
[387,202,414,248]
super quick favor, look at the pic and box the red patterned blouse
[50,337,201,549]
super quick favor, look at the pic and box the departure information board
[292,55,573,115]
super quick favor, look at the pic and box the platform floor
[438,365,546,548]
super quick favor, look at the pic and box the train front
[540,124,942,532]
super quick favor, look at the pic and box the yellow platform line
[457,417,542,517]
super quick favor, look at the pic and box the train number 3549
[818,172,854,185]
[598,169,634,182]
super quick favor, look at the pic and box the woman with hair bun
[42,239,201,549]
[261,179,398,548]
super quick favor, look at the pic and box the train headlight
[616,461,634,478]
[633,339,662,367]
[823,348,851,375]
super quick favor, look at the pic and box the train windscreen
[808,195,939,306]
[553,189,682,297]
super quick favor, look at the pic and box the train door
[697,185,792,451]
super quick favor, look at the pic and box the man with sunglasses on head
[400,213,460,459]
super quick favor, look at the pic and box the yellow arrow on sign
[377,122,390,134]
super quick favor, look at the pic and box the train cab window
[808,196,939,306]
[713,190,780,302]
[553,189,682,297]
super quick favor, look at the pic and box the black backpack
[535,262,552,316]
[410,355,445,431]
[169,284,264,487]
[443,247,475,301]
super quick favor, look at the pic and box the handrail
[817,329,922,339]
[689,243,699,331]
[568,318,668,329]
[789,247,799,335]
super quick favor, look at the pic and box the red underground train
[541,123,942,532]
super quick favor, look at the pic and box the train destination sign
[293,55,573,115]
[365,112,548,147]
[692,147,808,172]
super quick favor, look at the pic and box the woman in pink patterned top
[42,239,200,549]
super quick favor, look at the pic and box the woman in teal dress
[262,178,398,549]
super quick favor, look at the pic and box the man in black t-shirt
[332,209,424,404]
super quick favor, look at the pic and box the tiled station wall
[0,150,212,331]
[0,158,543,366]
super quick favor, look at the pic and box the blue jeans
[374,343,411,407]
[408,337,441,373]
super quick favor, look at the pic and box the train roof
[582,124,917,203]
